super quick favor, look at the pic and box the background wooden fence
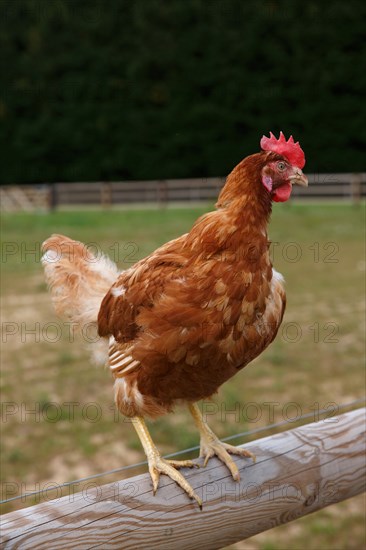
[1,407,365,549]
[1,173,365,212]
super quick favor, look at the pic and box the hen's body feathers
[43,155,288,419]
[98,156,287,417]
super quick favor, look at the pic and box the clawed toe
[200,438,255,480]
[166,458,200,469]
[148,455,202,508]
[222,442,256,463]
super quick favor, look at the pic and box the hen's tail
[41,234,118,364]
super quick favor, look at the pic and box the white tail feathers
[42,234,119,364]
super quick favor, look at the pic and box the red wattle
[273,182,292,202]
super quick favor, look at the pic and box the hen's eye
[277,161,287,172]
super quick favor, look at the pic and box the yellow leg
[188,403,256,481]
[131,416,202,508]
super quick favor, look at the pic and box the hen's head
[260,132,308,202]
[217,131,308,209]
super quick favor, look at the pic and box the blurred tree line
[0,0,365,184]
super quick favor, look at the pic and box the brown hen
[42,132,308,507]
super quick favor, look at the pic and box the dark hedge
[1,0,365,184]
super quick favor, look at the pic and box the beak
[289,168,308,187]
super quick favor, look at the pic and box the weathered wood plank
[1,408,365,550]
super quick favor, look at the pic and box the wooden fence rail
[1,407,365,549]
[1,173,365,212]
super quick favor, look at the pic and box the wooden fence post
[101,182,112,209]
[1,407,365,549]
[48,183,58,212]
[157,180,168,208]
[351,173,362,204]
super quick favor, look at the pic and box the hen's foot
[148,454,202,508]
[131,415,202,508]
[188,402,256,481]
[200,437,256,481]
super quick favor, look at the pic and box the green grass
[1,203,365,548]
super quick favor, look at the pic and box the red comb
[260,131,305,169]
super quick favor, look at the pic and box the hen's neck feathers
[187,153,272,258]
[217,153,272,223]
